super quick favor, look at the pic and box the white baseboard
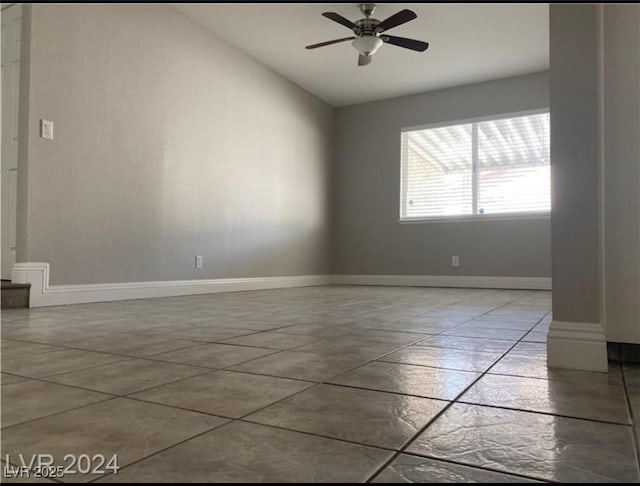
[10,263,552,308]
[331,274,552,290]
[11,263,332,307]
[547,320,608,372]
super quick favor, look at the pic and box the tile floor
[1,286,639,483]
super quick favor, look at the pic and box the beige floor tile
[1,349,128,378]
[490,354,624,385]
[328,361,480,400]
[457,320,535,331]
[1,398,227,482]
[159,327,257,343]
[129,370,312,418]
[9,287,628,483]
[247,384,447,449]
[415,335,515,353]
[149,343,277,368]
[522,331,547,343]
[507,342,546,357]
[461,373,630,423]
[100,421,392,483]
[372,454,539,483]
[222,331,319,350]
[276,323,349,337]
[1,379,110,428]
[339,330,428,345]
[628,387,640,422]
[293,339,404,359]
[407,403,639,482]
[229,350,371,381]
[125,322,202,336]
[381,347,502,373]
[47,359,210,395]
[210,320,290,331]
[360,321,451,334]
[442,327,528,341]
[624,364,640,388]
[64,333,199,357]
[1,373,27,385]
[1,340,64,361]
[1,328,115,346]
[474,313,542,323]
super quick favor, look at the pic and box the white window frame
[399,108,551,224]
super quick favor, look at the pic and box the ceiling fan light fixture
[307,5,427,67]
[352,35,383,56]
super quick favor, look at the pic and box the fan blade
[375,9,417,33]
[358,54,372,66]
[306,37,355,49]
[322,12,358,31]
[381,35,429,52]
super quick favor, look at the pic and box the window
[400,111,550,221]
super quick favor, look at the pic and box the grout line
[140,347,283,369]
[397,452,555,483]
[121,393,241,420]
[238,417,399,452]
[319,381,456,404]
[0,355,137,381]
[1,287,554,482]
[86,417,232,483]
[621,365,640,472]
[365,302,546,483]
[1,337,205,363]
[453,398,633,427]
[211,368,320,385]
[41,365,215,397]
[1,395,120,433]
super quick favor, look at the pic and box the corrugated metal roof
[407,112,549,174]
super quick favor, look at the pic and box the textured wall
[602,4,640,343]
[549,4,601,323]
[21,4,333,285]
[332,72,551,277]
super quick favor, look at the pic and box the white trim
[11,263,552,308]
[12,263,331,307]
[400,107,550,133]
[471,123,478,214]
[331,274,551,290]
[547,320,608,372]
[399,211,550,224]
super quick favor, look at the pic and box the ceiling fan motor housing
[355,17,381,35]
[353,16,383,56]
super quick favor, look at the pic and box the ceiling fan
[306,3,429,66]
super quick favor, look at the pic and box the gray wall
[549,5,601,323]
[15,4,31,273]
[19,4,333,285]
[332,72,551,277]
[602,5,640,343]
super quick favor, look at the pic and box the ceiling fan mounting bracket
[359,4,376,18]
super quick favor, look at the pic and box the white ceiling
[171,3,549,107]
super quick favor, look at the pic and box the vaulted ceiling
[171,3,549,107]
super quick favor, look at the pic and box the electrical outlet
[195,255,203,269]
[451,256,460,267]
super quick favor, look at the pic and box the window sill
[399,212,551,224]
